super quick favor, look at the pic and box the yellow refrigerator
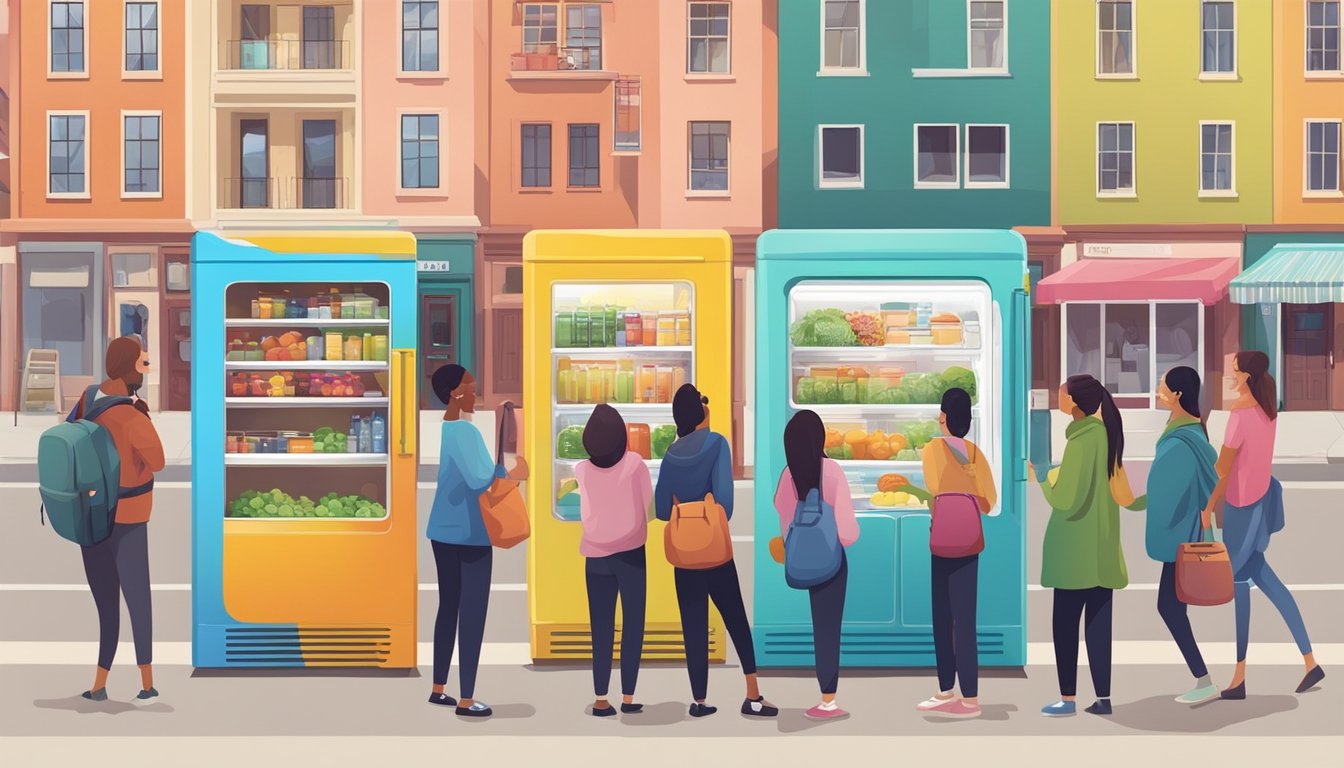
[523,230,732,662]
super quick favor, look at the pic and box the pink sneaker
[804,703,850,720]
[927,699,981,719]
[916,695,956,711]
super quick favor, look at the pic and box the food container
[377,305,390,320]
[251,300,262,319]
[296,373,312,397]
[344,334,363,361]
[225,432,242,453]
[287,298,304,319]
[626,423,651,459]
[964,321,981,347]
[258,436,278,454]
[557,367,575,404]
[656,366,674,403]
[640,313,657,346]
[372,335,389,361]
[625,313,643,347]
[287,433,314,454]
[882,308,913,328]
[325,331,344,361]
[909,330,934,345]
[329,292,342,319]
[554,312,574,348]
[885,329,912,345]
[638,364,657,403]
[615,368,635,403]
[270,297,287,320]
[616,313,627,347]
[671,310,691,346]
[245,342,263,361]
[362,333,374,361]
[572,310,592,348]
[656,312,676,347]
[340,295,355,320]
[930,314,964,345]
[306,336,323,360]
[228,340,246,361]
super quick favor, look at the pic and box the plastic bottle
[348,415,361,453]
[371,414,386,454]
[360,415,373,454]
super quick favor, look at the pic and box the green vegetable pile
[228,488,386,519]
[790,309,857,347]
[557,426,588,459]
[796,366,978,405]
[651,425,678,459]
[313,426,347,453]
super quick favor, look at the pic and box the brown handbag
[1175,518,1233,606]
[480,402,529,549]
[665,493,733,570]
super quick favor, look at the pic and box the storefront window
[1156,304,1200,380]
[1064,301,1203,404]
[1104,304,1149,395]
[1065,303,1101,380]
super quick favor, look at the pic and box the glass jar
[270,297,287,319]
[250,299,262,319]
[258,299,273,319]
[672,310,691,347]
[657,312,676,347]
[287,298,304,319]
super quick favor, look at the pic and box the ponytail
[1235,350,1278,421]
[1065,374,1126,478]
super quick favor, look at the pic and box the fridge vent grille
[761,631,1008,659]
[224,626,394,666]
[538,628,722,660]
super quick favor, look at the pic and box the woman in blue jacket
[1124,366,1219,704]
[654,384,777,719]
[425,365,528,718]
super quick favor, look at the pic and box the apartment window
[689,121,730,192]
[402,1,440,72]
[523,4,559,53]
[123,114,161,196]
[521,124,552,188]
[915,125,959,187]
[1098,122,1136,194]
[688,2,731,73]
[400,114,440,189]
[1201,1,1234,74]
[966,125,1009,187]
[48,113,87,196]
[565,4,602,70]
[1199,122,1234,194]
[1307,1,1341,72]
[1307,120,1341,193]
[125,2,160,72]
[822,0,864,71]
[50,2,86,74]
[969,1,1006,70]
[568,124,600,188]
[818,125,863,188]
[1097,0,1134,76]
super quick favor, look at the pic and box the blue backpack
[37,386,150,546]
[784,487,843,589]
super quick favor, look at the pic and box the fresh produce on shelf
[940,365,977,403]
[227,488,385,518]
[824,428,843,449]
[869,491,927,509]
[878,473,910,492]
[845,311,884,347]
[825,443,853,460]
[897,449,921,461]
[651,425,678,459]
[313,426,348,453]
[790,309,857,347]
[557,426,588,459]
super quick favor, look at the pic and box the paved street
[2,476,1341,765]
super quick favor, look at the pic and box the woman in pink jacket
[575,404,652,718]
[773,409,860,720]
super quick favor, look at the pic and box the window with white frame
[50,2,86,74]
[1098,122,1135,194]
[1201,1,1234,74]
[688,2,730,73]
[123,114,161,195]
[1065,302,1201,402]
[1307,1,1342,72]
[915,125,959,187]
[125,2,160,72]
[400,114,440,189]
[689,121,730,192]
[822,0,863,71]
[969,1,1006,70]
[402,1,440,72]
[1307,120,1341,192]
[966,125,1009,186]
[523,4,560,53]
[1097,0,1134,76]
[1199,122,1234,194]
[49,113,87,196]
[819,125,863,187]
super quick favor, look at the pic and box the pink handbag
[929,441,985,558]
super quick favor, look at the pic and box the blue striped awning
[1230,246,1344,304]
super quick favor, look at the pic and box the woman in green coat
[1028,374,1127,718]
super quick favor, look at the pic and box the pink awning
[1035,258,1239,305]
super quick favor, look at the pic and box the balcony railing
[221,39,352,71]
[510,45,604,72]
[221,176,349,210]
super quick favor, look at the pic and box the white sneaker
[916,694,957,711]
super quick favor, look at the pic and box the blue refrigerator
[753,229,1029,668]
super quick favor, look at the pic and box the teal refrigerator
[753,229,1029,668]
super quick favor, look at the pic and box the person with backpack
[64,336,164,703]
[654,384,777,719]
[772,409,859,721]
[575,404,651,717]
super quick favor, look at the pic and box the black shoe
[741,697,779,717]
[1084,699,1112,716]
[1296,666,1325,694]
[1220,682,1246,700]
[592,704,618,717]
[428,693,458,707]
[81,689,108,702]
[456,701,493,717]
[620,702,644,714]
[689,702,718,718]
[132,688,159,705]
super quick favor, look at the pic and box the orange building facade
[1273,0,1344,225]
[2,0,191,412]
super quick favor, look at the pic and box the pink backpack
[929,441,985,558]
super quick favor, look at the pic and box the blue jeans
[1234,552,1312,662]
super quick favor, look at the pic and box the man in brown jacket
[77,336,166,704]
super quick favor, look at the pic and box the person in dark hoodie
[655,384,777,719]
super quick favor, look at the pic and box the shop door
[1283,304,1331,411]
[165,302,191,411]
[421,291,460,409]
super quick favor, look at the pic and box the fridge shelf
[551,346,694,356]
[790,344,982,358]
[225,454,389,468]
[225,397,390,409]
[225,361,389,371]
[835,460,922,471]
[554,403,673,415]
[226,318,391,329]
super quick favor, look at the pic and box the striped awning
[1230,246,1344,304]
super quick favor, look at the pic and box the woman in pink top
[774,409,859,720]
[575,404,652,717]
[1204,351,1323,699]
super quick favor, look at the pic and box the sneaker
[455,701,493,718]
[620,702,643,714]
[132,688,159,705]
[689,703,718,718]
[927,699,981,719]
[428,692,458,708]
[741,697,779,718]
[592,704,618,718]
[1176,684,1219,705]
[804,702,849,720]
[81,688,108,702]
[1084,699,1113,716]
[916,694,957,711]
[1040,700,1077,717]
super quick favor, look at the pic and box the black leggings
[586,546,647,698]
[431,542,493,697]
[808,552,848,695]
[674,559,757,702]
[81,523,153,669]
[932,554,979,698]
[1052,587,1113,698]
[1158,561,1208,679]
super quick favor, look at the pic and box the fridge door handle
[1014,288,1030,487]
[395,349,417,457]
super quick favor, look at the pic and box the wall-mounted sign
[418,260,451,273]
[1082,243,1173,258]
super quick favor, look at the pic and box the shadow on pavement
[1107,695,1298,733]
[619,702,686,727]
[776,708,843,734]
[33,696,175,716]
[924,703,1019,723]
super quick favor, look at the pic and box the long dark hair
[1066,374,1124,477]
[784,409,826,500]
[1235,350,1278,421]
[582,404,628,469]
[1163,365,1207,436]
